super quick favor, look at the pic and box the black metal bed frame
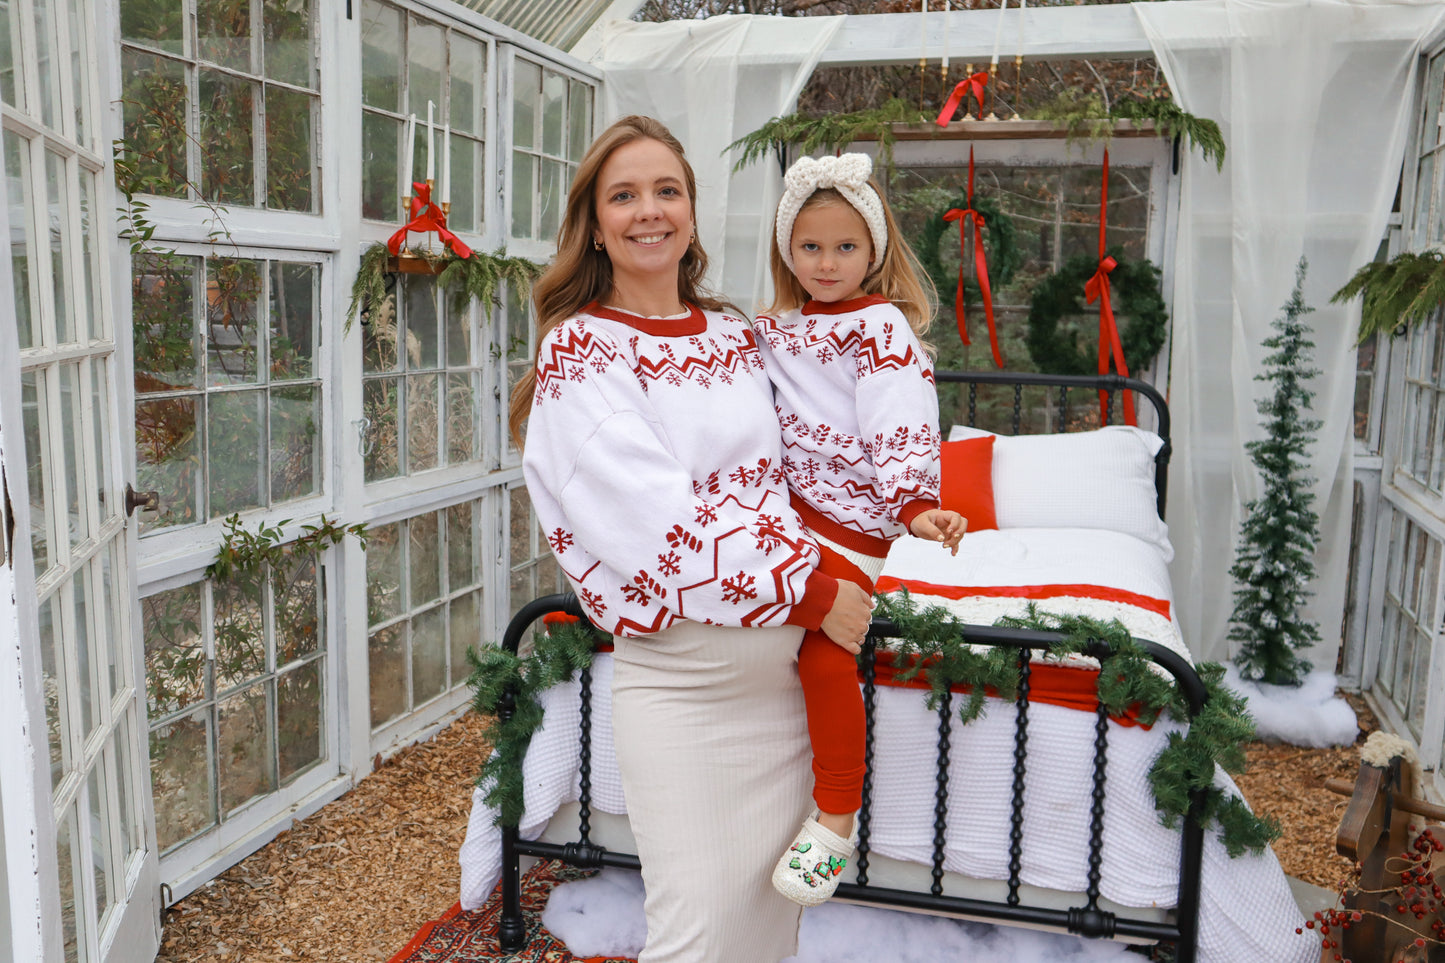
[496,372,1203,961]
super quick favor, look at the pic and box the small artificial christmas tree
[1227,257,1323,686]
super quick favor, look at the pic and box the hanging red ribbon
[942,147,1003,368]
[386,182,473,259]
[1086,149,1136,426]
[936,70,990,126]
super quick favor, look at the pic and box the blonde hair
[507,115,734,448]
[766,184,936,341]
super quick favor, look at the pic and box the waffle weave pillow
[945,424,1171,559]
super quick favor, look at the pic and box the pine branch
[723,99,929,174]
[1331,250,1445,344]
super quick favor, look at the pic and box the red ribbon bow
[387,182,473,259]
[936,70,990,126]
[1087,150,1136,426]
[942,147,1003,368]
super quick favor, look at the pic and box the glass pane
[277,659,321,783]
[412,605,445,704]
[408,19,443,118]
[120,50,187,198]
[262,0,312,88]
[368,624,405,726]
[150,707,216,851]
[207,259,262,386]
[77,170,99,340]
[449,35,484,135]
[4,130,34,347]
[361,111,400,221]
[405,277,440,368]
[38,594,66,788]
[446,502,474,591]
[71,564,99,740]
[90,362,113,528]
[1,0,22,106]
[568,81,591,163]
[99,546,121,697]
[444,289,470,367]
[509,486,532,569]
[56,803,79,963]
[1424,52,1445,151]
[446,135,478,234]
[266,87,315,212]
[22,370,50,573]
[33,0,60,129]
[538,553,561,597]
[120,0,183,54]
[509,564,531,626]
[199,70,256,205]
[366,521,402,625]
[539,158,564,245]
[362,377,399,481]
[208,388,265,517]
[218,682,276,814]
[57,362,86,549]
[269,261,316,380]
[409,511,441,606]
[446,372,474,463]
[274,551,320,664]
[405,373,439,473]
[133,252,198,393]
[214,569,265,692]
[450,589,480,687]
[542,69,565,157]
[198,0,251,71]
[46,150,75,343]
[142,584,205,717]
[135,394,199,531]
[1415,151,1435,250]
[360,0,401,111]
[64,0,87,141]
[270,384,320,503]
[1408,628,1431,736]
[88,763,113,926]
[512,60,539,151]
[511,151,534,238]
[114,712,141,859]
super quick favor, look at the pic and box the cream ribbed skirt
[611,621,813,963]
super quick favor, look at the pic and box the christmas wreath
[916,193,1022,316]
[1026,248,1169,376]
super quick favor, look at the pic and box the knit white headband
[775,153,889,274]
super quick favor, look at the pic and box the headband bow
[775,153,889,274]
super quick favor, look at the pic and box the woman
[508,115,874,961]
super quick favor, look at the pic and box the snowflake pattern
[656,550,682,577]
[547,528,574,554]
[694,503,719,527]
[722,571,758,604]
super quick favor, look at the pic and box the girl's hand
[910,509,967,556]
[820,581,874,655]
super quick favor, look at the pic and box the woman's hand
[819,581,875,655]
[909,509,967,555]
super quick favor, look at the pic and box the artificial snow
[1224,664,1358,748]
[541,868,1138,961]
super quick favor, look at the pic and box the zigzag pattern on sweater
[534,325,620,403]
[758,320,936,383]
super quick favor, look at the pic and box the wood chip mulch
[158,693,1387,962]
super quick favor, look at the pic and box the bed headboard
[934,370,1172,519]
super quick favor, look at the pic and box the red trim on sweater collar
[802,294,890,315]
[583,301,706,335]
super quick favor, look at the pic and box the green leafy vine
[1032,90,1226,172]
[345,242,545,334]
[206,512,369,582]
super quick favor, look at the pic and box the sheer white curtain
[1136,0,1444,665]
[596,14,844,309]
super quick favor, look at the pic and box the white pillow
[946,424,1172,560]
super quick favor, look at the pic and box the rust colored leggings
[798,545,875,815]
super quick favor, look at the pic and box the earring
[689,229,696,243]
[593,237,604,251]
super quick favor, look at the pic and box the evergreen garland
[1032,91,1226,172]
[345,242,544,334]
[1227,258,1323,687]
[1331,249,1445,344]
[1025,248,1169,376]
[467,618,605,827]
[723,99,930,175]
[914,194,1023,322]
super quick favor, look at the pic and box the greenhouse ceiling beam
[818,4,1154,67]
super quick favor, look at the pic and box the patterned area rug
[388,860,635,963]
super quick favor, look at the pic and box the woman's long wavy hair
[507,115,733,448]
[765,183,937,344]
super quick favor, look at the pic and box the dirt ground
[155,694,1384,962]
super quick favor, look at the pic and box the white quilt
[459,529,1316,963]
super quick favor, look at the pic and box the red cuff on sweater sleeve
[896,498,940,531]
[785,570,839,631]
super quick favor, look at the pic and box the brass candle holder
[1011,55,1024,120]
[985,63,1000,120]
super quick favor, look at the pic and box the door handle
[124,483,160,518]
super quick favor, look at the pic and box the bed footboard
[493,592,1207,961]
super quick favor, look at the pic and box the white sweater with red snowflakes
[753,295,942,558]
[521,302,837,637]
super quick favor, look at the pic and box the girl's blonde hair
[507,115,734,448]
[765,183,937,341]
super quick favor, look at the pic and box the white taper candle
[426,100,435,182]
[990,0,1007,67]
[441,124,451,205]
[401,113,415,199]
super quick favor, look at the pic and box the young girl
[757,153,966,907]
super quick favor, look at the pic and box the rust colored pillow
[939,436,998,531]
